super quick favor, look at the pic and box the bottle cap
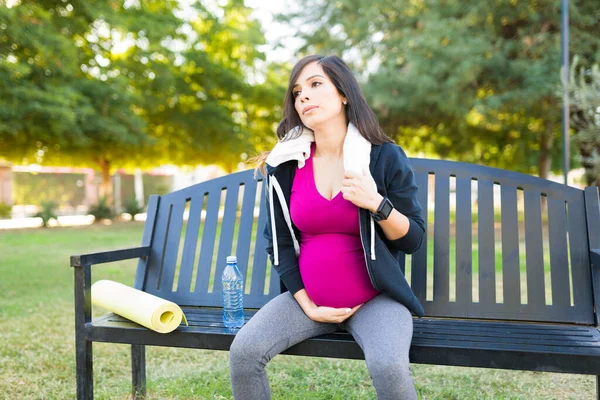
[226,256,237,263]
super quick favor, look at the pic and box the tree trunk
[97,158,113,206]
[0,163,13,206]
[537,123,555,180]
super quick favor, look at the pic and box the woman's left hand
[341,168,383,213]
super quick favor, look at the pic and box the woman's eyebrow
[293,74,325,88]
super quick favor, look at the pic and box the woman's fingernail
[346,308,352,314]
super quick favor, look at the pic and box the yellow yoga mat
[91,280,188,334]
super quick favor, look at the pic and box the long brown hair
[254,54,392,176]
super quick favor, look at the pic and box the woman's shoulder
[376,141,409,163]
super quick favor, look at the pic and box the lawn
[0,222,594,399]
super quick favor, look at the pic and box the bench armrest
[592,249,600,269]
[70,246,151,267]
[72,246,151,328]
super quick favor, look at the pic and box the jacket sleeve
[384,146,425,254]
[263,174,305,295]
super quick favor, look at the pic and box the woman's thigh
[230,292,339,362]
[342,293,413,360]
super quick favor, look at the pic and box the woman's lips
[302,105,318,115]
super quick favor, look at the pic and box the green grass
[0,222,594,399]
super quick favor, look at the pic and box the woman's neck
[313,119,347,160]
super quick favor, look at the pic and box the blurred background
[0,0,598,225]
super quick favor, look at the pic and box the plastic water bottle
[222,255,244,328]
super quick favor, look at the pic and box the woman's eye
[293,90,301,98]
[312,81,321,88]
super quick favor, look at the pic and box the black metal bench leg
[76,338,93,400]
[132,344,146,399]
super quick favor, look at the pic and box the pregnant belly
[298,234,379,308]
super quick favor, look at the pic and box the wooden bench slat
[144,201,173,291]
[176,195,204,293]
[500,185,521,308]
[249,179,271,306]
[547,197,571,309]
[135,195,160,289]
[159,199,186,292]
[411,171,429,301]
[213,183,240,296]
[455,176,472,309]
[477,180,496,307]
[235,177,257,297]
[585,187,600,326]
[433,173,450,303]
[194,189,221,296]
[567,198,594,315]
[523,190,546,309]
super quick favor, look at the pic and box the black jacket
[263,142,426,316]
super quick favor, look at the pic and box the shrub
[0,202,11,219]
[34,201,58,228]
[123,197,145,220]
[89,197,113,222]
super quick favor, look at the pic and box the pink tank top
[290,143,379,308]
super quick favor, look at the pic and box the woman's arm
[366,193,410,241]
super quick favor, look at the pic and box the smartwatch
[371,197,394,222]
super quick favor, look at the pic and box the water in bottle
[222,255,245,328]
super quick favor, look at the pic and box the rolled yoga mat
[91,280,188,334]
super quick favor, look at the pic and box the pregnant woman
[229,54,425,399]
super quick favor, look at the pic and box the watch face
[380,198,394,219]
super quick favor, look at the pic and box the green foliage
[280,0,599,176]
[88,197,113,222]
[0,202,11,219]
[123,197,145,220]
[34,200,58,228]
[569,56,600,187]
[0,0,284,201]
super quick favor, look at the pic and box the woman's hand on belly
[306,303,363,323]
[294,288,363,323]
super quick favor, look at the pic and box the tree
[569,56,600,187]
[0,0,281,203]
[0,3,86,162]
[279,0,599,177]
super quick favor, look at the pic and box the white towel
[265,123,371,174]
[265,126,314,169]
[343,123,372,176]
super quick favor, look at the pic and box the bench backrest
[410,159,598,325]
[134,159,600,324]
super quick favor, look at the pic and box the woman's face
[292,62,347,130]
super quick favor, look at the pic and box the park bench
[71,158,600,399]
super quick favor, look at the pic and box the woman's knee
[229,328,271,368]
[367,356,412,383]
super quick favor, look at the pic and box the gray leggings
[229,292,417,399]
